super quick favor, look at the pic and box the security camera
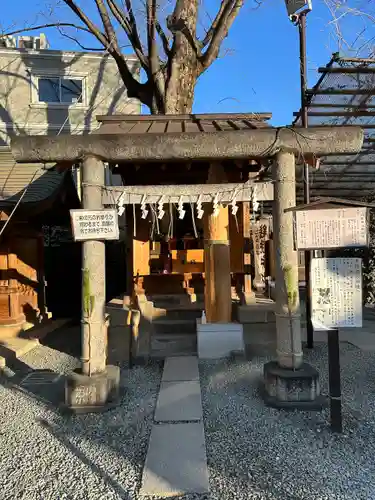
[289,13,299,23]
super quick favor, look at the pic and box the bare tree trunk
[164,0,199,114]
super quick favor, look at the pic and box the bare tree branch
[94,0,120,50]
[201,0,244,70]
[62,0,151,106]
[56,26,104,50]
[200,2,227,48]
[0,23,93,37]
[106,0,149,69]
[155,19,170,57]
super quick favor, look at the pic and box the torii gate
[11,123,364,412]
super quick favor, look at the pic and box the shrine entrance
[11,113,364,411]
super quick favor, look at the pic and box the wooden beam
[294,111,375,117]
[11,127,364,163]
[102,182,274,205]
[96,112,273,122]
[320,161,374,166]
[306,89,375,95]
[318,66,375,74]
[308,103,375,109]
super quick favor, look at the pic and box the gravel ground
[0,343,161,500]
[2,340,375,500]
[200,343,375,500]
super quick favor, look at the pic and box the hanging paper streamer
[230,190,239,216]
[157,195,165,220]
[196,194,204,219]
[212,194,220,217]
[178,196,186,219]
[117,192,125,216]
[252,186,259,212]
[141,194,149,219]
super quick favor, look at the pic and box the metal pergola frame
[293,54,375,201]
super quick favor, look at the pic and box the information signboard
[311,257,362,330]
[70,209,119,241]
[295,207,368,250]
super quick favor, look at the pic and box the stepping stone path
[140,356,210,497]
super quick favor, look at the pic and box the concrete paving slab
[140,422,210,497]
[162,356,199,382]
[154,381,202,422]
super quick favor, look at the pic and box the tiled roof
[95,112,272,135]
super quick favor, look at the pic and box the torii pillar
[263,151,321,409]
[65,155,120,413]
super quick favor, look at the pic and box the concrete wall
[0,47,141,145]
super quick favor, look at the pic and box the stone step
[153,319,197,335]
[159,308,203,321]
[140,422,209,496]
[150,294,204,308]
[151,334,197,358]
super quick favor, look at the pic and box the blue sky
[2,1,374,125]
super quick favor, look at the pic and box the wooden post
[133,216,150,280]
[81,155,107,376]
[229,204,244,300]
[204,163,232,323]
[243,201,255,304]
[252,218,270,292]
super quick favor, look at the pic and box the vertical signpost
[291,201,369,432]
[284,0,314,349]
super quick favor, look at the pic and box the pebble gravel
[1,339,375,499]
[200,343,375,500]
[0,343,161,500]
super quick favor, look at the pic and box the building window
[37,77,84,104]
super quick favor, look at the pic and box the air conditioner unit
[36,34,49,50]
[0,36,16,49]
[19,34,49,50]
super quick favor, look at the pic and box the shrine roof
[0,147,64,210]
[94,112,272,135]
[285,197,375,212]
[293,54,375,202]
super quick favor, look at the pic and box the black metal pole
[298,13,314,349]
[327,328,343,433]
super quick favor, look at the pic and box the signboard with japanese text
[70,209,119,242]
[295,207,368,250]
[311,257,362,331]
[285,0,312,17]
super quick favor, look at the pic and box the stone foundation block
[237,303,275,324]
[64,365,120,414]
[197,321,244,359]
[263,361,324,410]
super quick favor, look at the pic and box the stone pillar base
[64,365,121,414]
[262,361,325,410]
